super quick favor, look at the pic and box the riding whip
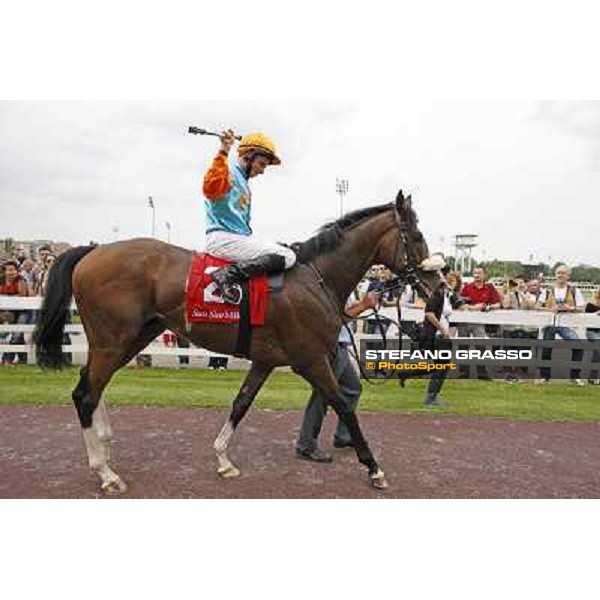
[188,126,242,141]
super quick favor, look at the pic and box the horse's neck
[314,214,392,306]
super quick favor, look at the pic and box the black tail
[34,245,97,369]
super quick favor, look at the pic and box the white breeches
[206,231,297,269]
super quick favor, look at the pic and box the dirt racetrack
[1,405,600,498]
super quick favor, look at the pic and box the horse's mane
[293,201,421,262]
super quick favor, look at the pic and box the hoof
[370,469,389,490]
[218,465,241,479]
[101,478,128,495]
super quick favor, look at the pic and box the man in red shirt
[457,266,501,380]
[461,267,501,310]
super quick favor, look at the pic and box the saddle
[185,252,274,326]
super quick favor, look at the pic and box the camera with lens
[449,292,467,310]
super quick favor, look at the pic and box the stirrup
[219,284,243,305]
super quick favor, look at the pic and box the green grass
[1,365,599,421]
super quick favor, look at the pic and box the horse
[34,190,443,494]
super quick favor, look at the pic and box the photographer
[363,265,394,335]
[399,268,457,407]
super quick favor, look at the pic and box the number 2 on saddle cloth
[185,252,269,326]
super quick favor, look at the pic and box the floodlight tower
[148,196,156,238]
[336,178,349,218]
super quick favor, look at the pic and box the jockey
[202,129,297,304]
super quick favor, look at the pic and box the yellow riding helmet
[238,133,281,165]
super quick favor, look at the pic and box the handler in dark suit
[295,291,380,463]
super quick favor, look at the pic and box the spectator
[523,278,548,310]
[444,270,463,338]
[456,266,501,380]
[32,245,53,289]
[0,259,29,365]
[33,253,56,297]
[15,245,27,268]
[20,258,36,295]
[363,265,393,335]
[585,290,600,385]
[462,267,502,312]
[501,275,537,383]
[445,270,463,295]
[539,264,586,385]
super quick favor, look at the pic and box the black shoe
[424,395,445,407]
[295,448,333,463]
[333,439,355,449]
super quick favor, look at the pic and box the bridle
[389,206,436,301]
[309,204,438,383]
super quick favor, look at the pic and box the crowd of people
[0,244,57,365]
[359,262,600,386]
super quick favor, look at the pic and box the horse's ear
[396,189,411,216]
[395,190,405,210]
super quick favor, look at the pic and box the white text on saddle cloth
[191,308,240,320]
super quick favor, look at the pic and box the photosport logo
[358,338,600,381]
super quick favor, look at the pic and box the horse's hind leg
[74,320,166,494]
[73,352,128,494]
[214,362,273,478]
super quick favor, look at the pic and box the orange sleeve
[202,152,233,201]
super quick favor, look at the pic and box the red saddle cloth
[185,253,269,325]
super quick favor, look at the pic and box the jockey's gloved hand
[219,129,236,154]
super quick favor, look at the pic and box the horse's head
[375,190,445,299]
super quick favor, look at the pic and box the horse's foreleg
[297,356,388,490]
[214,362,273,478]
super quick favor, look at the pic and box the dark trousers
[587,329,600,380]
[402,333,451,397]
[208,356,229,369]
[456,324,490,379]
[540,326,582,380]
[296,343,361,452]
[2,311,31,364]
[176,335,190,365]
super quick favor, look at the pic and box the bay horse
[34,190,443,494]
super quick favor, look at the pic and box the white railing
[376,305,600,335]
[0,297,220,360]
[2,297,599,360]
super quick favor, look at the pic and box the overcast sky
[0,100,598,266]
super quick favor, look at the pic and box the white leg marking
[93,398,114,463]
[82,404,126,494]
[214,420,240,478]
[94,399,113,441]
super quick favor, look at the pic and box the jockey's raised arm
[202,130,296,304]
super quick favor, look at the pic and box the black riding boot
[211,254,286,304]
